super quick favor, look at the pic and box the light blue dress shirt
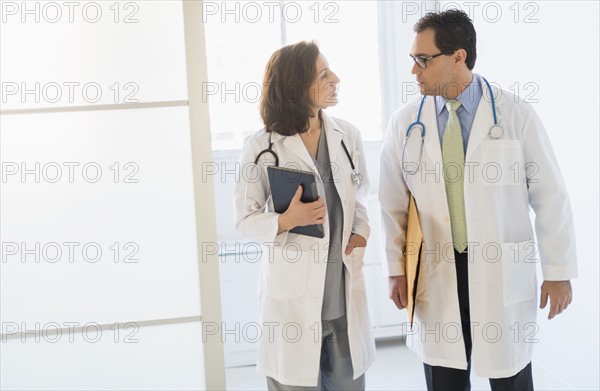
[435,74,483,154]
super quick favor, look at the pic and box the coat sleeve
[351,128,371,241]
[379,112,411,277]
[522,105,578,280]
[233,134,289,247]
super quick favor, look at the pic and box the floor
[224,338,568,390]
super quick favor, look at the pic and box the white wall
[474,2,599,389]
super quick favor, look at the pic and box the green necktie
[442,100,468,253]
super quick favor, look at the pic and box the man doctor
[379,10,577,391]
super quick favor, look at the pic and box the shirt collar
[435,74,481,116]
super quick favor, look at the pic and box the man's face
[410,28,455,96]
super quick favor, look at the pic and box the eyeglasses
[410,50,456,69]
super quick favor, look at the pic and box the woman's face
[309,54,340,112]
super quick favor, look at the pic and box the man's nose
[411,62,420,75]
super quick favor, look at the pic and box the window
[204,1,383,150]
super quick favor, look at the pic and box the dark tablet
[267,166,325,238]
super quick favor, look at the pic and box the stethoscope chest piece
[351,170,363,186]
[489,125,503,140]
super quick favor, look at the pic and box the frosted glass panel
[0,1,187,109]
[1,106,201,325]
[0,321,205,390]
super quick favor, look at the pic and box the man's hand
[344,233,367,255]
[540,280,572,319]
[388,275,408,310]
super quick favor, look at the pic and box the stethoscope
[254,131,363,186]
[402,77,503,175]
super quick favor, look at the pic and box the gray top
[310,129,346,320]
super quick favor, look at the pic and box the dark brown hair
[414,9,477,70]
[260,41,320,136]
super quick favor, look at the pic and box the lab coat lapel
[422,97,444,169]
[272,113,345,194]
[280,133,318,173]
[420,97,450,227]
[466,79,504,161]
[323,118,346,208]
[323,116,343,169]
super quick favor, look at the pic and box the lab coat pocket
[501,240,538,306]
[480,140,524,186]
[349,247,366,291]
[264,246,309,301]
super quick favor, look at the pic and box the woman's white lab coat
[234,111,376,387]
[379,76,577,378]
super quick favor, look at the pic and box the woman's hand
[345,233,367,255]
[278,186,326,234]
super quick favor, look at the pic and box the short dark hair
[260,41,320,136]
[414,9,477,70]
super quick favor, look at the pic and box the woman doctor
[234,41,375,390]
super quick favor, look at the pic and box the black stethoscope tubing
[254,131,362,185]
[254,131,356,171]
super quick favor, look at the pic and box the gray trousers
[266,315,365,391]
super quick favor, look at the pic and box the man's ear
[454,49,468,66]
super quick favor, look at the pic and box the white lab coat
[379,75,577,378]
[234,111,376,386]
